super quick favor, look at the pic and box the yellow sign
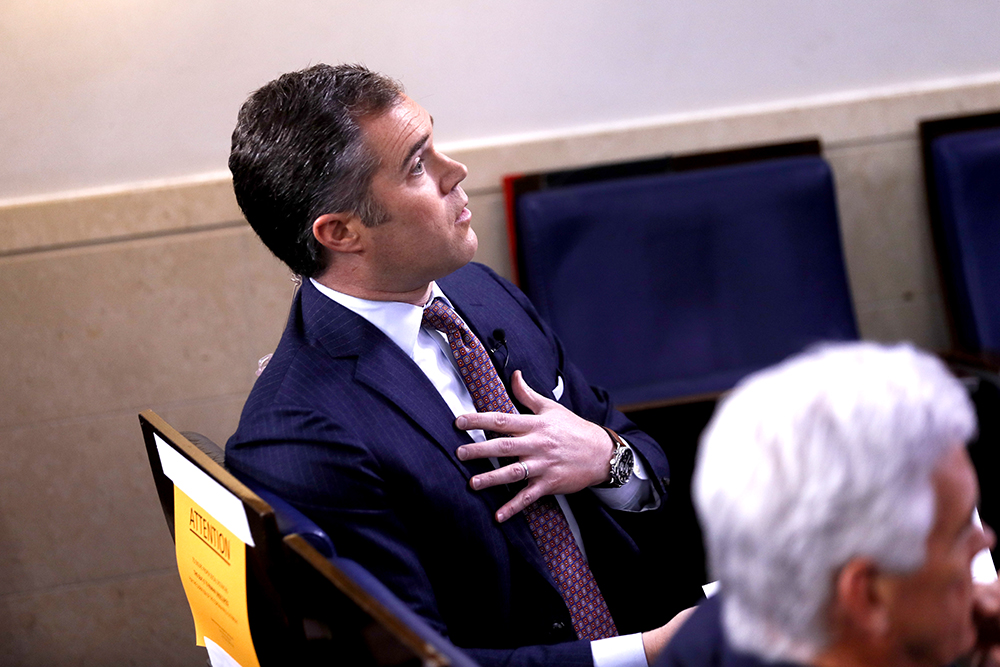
[174,486,261,667]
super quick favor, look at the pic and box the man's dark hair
[229,64,403,277]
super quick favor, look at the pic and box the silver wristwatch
[595,427,634,488]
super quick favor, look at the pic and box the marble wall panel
[238,228,304,371]
[826,139,942,302]
[0,399,252,600]
[0,228,259,430]
[825,137,952,349]
[0,571,203,667]
[0,410,176,596]
[150,395,250,468]
[855,292,951,350]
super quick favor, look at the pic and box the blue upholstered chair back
[511,149,858,407]
[250,484,481,667]
[923,119,1000,354]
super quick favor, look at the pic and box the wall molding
[3,73,1000,256]
[0,175,242,255]
[453,72,1000,190]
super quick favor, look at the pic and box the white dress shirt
[311,278,654,667]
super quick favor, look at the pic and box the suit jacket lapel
[302,282,475,464]
[301,284,521,512]
[301,279,555,583]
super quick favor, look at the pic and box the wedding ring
[518,461,529,480]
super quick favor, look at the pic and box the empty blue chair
[922,114,1000,354]
[509,146,858,408]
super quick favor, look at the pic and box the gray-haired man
[662,342,1000,667]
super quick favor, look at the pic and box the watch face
[612,447,634,486]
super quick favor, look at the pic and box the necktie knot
[422,298,463,338]
[422,298,516,415]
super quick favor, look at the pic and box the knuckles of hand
[491,412,514,430]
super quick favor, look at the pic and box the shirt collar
[309,278,452,359]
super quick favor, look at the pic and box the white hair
[693,342,975,662]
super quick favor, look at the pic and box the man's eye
[411,158,425,176]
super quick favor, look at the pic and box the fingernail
[455,416,467,429]
[496,511,505,522]
[471,477,481,489]
[456,447,466,460]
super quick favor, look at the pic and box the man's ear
[834,557,893,639]
[312,212,364,254]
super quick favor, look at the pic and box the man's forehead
[360,96,433,167]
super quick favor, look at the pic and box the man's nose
[982,521,997,552]
[440,153,468,193]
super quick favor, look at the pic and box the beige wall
[2,77,1000,663]
[5,1,1000,201]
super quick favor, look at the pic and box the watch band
[600,425,627,452]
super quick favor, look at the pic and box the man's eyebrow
[400,133,430,172]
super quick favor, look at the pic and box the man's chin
[457,232,478,265]
[932,625,978,667]
[431,242,478,282]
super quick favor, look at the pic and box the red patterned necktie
[421,297,618,640]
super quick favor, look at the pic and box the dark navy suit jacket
[226,262,672,667]
[657,594,801,667]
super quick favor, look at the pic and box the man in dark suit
[225,63,690,667]
[660,343,1000,667]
